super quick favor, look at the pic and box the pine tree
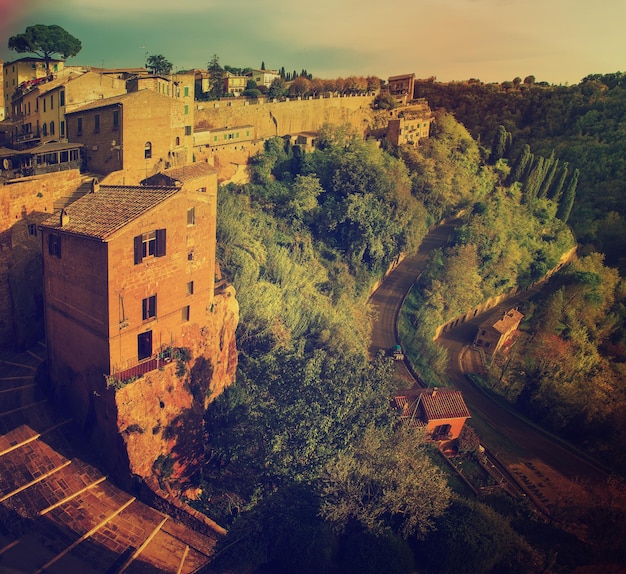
[261,61,266,70]
[280,66,285,78]
[556,168,578,223]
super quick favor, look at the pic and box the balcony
[109,347,174,389]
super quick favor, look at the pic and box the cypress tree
[537,152,558,199]
[547,163,568,202]
[261,61,266,70]
[522,156,544,203]
[508,144,531,184]
[556,168,578,223]
[489,125,508,164]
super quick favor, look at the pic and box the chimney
[432,387,438,397]
[90,177,99,193]
[60,209,70,227]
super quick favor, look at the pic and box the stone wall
[0,170,83,350]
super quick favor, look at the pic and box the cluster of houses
[0,56,470,479]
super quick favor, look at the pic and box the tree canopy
[8,24,81,72]
[146,53,172,75]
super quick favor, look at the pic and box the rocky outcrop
[115,286,239,485]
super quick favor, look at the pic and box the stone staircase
[0,343,216,573]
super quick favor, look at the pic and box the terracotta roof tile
[392,388,471,423]
[142,163,216,185]
[491,309,524,334]
[40,185,179,239]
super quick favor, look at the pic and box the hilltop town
[0,53,438,572]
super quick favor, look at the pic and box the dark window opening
[142,295,157,321]
[134,229,166,264]
[28,224,37,236]
[48,234,61,258]
[138,331,153,361]
[182,305,190,322]
[77,117,83,135]
[94,114,100,132]
[187,207,195,225]
[144,141,152,159]
[113,110,119,128]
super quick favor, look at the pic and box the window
[50,121,55,136]
[184,104,189,115]
[94,114,100,132]
[48,234,61,258]
[187,207,195,225]
[185,125,191,136]
[42,123,47,136]
[60,121,65,137]
[187,251,194,261]
[113,110,119,129]
[142,295,157,320]
[196,187,206,193]
[59,90,65,106]
[144,141,152,159]
[134,229,166,264]
[182,305,190,322]
[77,117,83,135]
[175,136,180,146]
[138,331,153,361]
[28,224,37,236]
[50,95,54,110]
[43,99,46,113]
[184,86,189,97]
[187,281,194,295]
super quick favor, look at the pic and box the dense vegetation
[191,114,592,572]
[413,73,626,274]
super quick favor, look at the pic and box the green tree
[556,168,578,222]
[508,143,531,184]
[207,54,225,99]
[8,24,82,73]
[146,54,172,75]
[320,426,451,539]
[267,76,286,99]
[489,125,508,164]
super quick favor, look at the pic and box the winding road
[368,221,610,507]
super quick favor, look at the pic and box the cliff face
[114,286,239,483]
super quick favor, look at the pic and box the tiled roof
[393,388,471,423]
[150,163,216,183]
[492,309,524,334]
[40,184,179,239]
[64,91,133,114]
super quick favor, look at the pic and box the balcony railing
[109,347,174,389]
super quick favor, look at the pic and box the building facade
[387,73,415,105]
[386,99,434,147]
[474,308,524,357]
[65,89,193,182]
[3,57,64,119]
[39,165,219,471]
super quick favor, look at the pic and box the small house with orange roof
[391,387,471,441]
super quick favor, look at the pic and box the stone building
[392,387,471,441]
[9,69,127,147]
[224,72,248,96]
[474,308,524,357]
[387,73,415,105]
[386,99,434,147]
[65,89,193,183]
[39,164,238,482]
[3,57,64,119]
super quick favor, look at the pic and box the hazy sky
[1,0,624,84]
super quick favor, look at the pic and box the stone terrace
[0,343,216,573]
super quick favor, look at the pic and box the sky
[1,0,625,85]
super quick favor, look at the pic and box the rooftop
[491,308,524,334]
[142,162,217,185]
[40,184,179,239]
[393,388,471,423]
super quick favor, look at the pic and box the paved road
[368,221,610,488]
[369,219,458,370]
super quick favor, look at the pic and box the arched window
[50,121,55,135]
[144,141,152,159]
[175,136,180,146]
[42,123,47,136]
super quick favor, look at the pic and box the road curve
[368,221,609,487]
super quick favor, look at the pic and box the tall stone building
[39,163,238,483]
